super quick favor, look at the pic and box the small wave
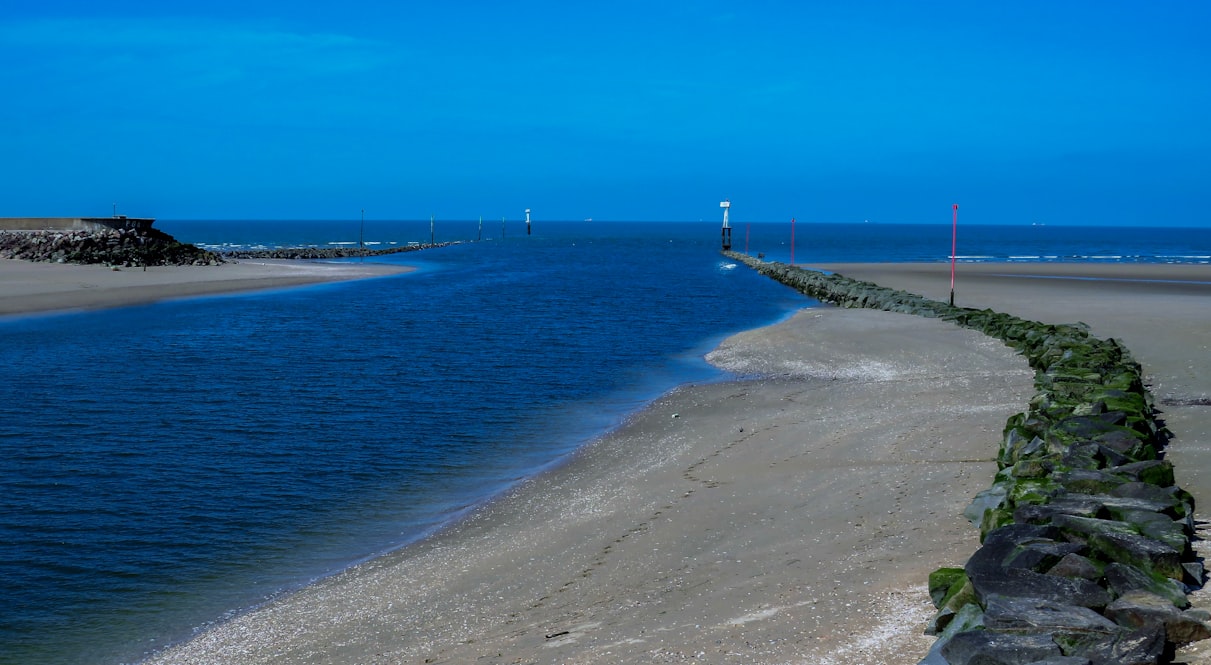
[718,262,737,271]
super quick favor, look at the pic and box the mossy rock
[929,567,968,608]
[1088,530,1185,581]
[1055,469,1127,496]
[965,483,1010,527]
[1110,481,1195,519]
[1009,477,1058,504]
[1010,458,1054,479]
[979,506,1017,541]
[1112,509,1190,555]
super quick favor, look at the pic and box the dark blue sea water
[1,221,1208,665]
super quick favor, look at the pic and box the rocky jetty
[218,241,459,260]
[0,228,223,266]
[724,251,1209,665]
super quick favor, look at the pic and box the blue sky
[1,1,1207,225]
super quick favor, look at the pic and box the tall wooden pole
[949,204,959,306]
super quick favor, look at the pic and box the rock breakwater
[724,252,1209,665]
[1,228,222,266]
[218,242,459,260]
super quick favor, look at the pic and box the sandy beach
[8,259,1210,664]
[0,258,413,316]
[138,305,1032,665]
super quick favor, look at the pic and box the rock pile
[219,241,459,260]
[0,228,223,266]
[724,252,1209,665]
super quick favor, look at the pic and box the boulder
[968,566,1112,610]
[1087,531,1184,581]
[1046,553,1102,581]
[982,594,1118,638]
[1063,624,1165,665]
[930,567,968,608]
[1103,563,1189,610]
[940,630,1062,665]
[1105,591,1211,646]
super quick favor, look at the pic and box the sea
[1,220,1208,665]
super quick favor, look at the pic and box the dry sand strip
[144,306,1035,665]
[811,263,1211,494]
[0,259,413,316]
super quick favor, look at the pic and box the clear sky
[2,1,1208,225]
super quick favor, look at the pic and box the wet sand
[0,258,412,316]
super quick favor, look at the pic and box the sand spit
[0,258,413,316]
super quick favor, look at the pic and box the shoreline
[0,258,414,316]
[140,261,1211,664]
[143,282,1045,663]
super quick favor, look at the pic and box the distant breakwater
[724,251,1210,665]
[0,229,462,266]
[0,228,222,267]
[218,242,460,260]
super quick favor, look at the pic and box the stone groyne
[724,251,1209,665]
[0,216,155,234]
[218,241,460,260]
[1,228,222,267]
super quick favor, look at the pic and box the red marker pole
[949,204,959,306]
[790,217,796,266]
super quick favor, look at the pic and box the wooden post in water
[790,217,796,266]
[949,204,959,306]
[430,214,435,245]
[478,216,483,241]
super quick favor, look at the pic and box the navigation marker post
[525,208,532,236]
[950,203,959,306]
[790,217,796,266]
[720,200,732,251]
